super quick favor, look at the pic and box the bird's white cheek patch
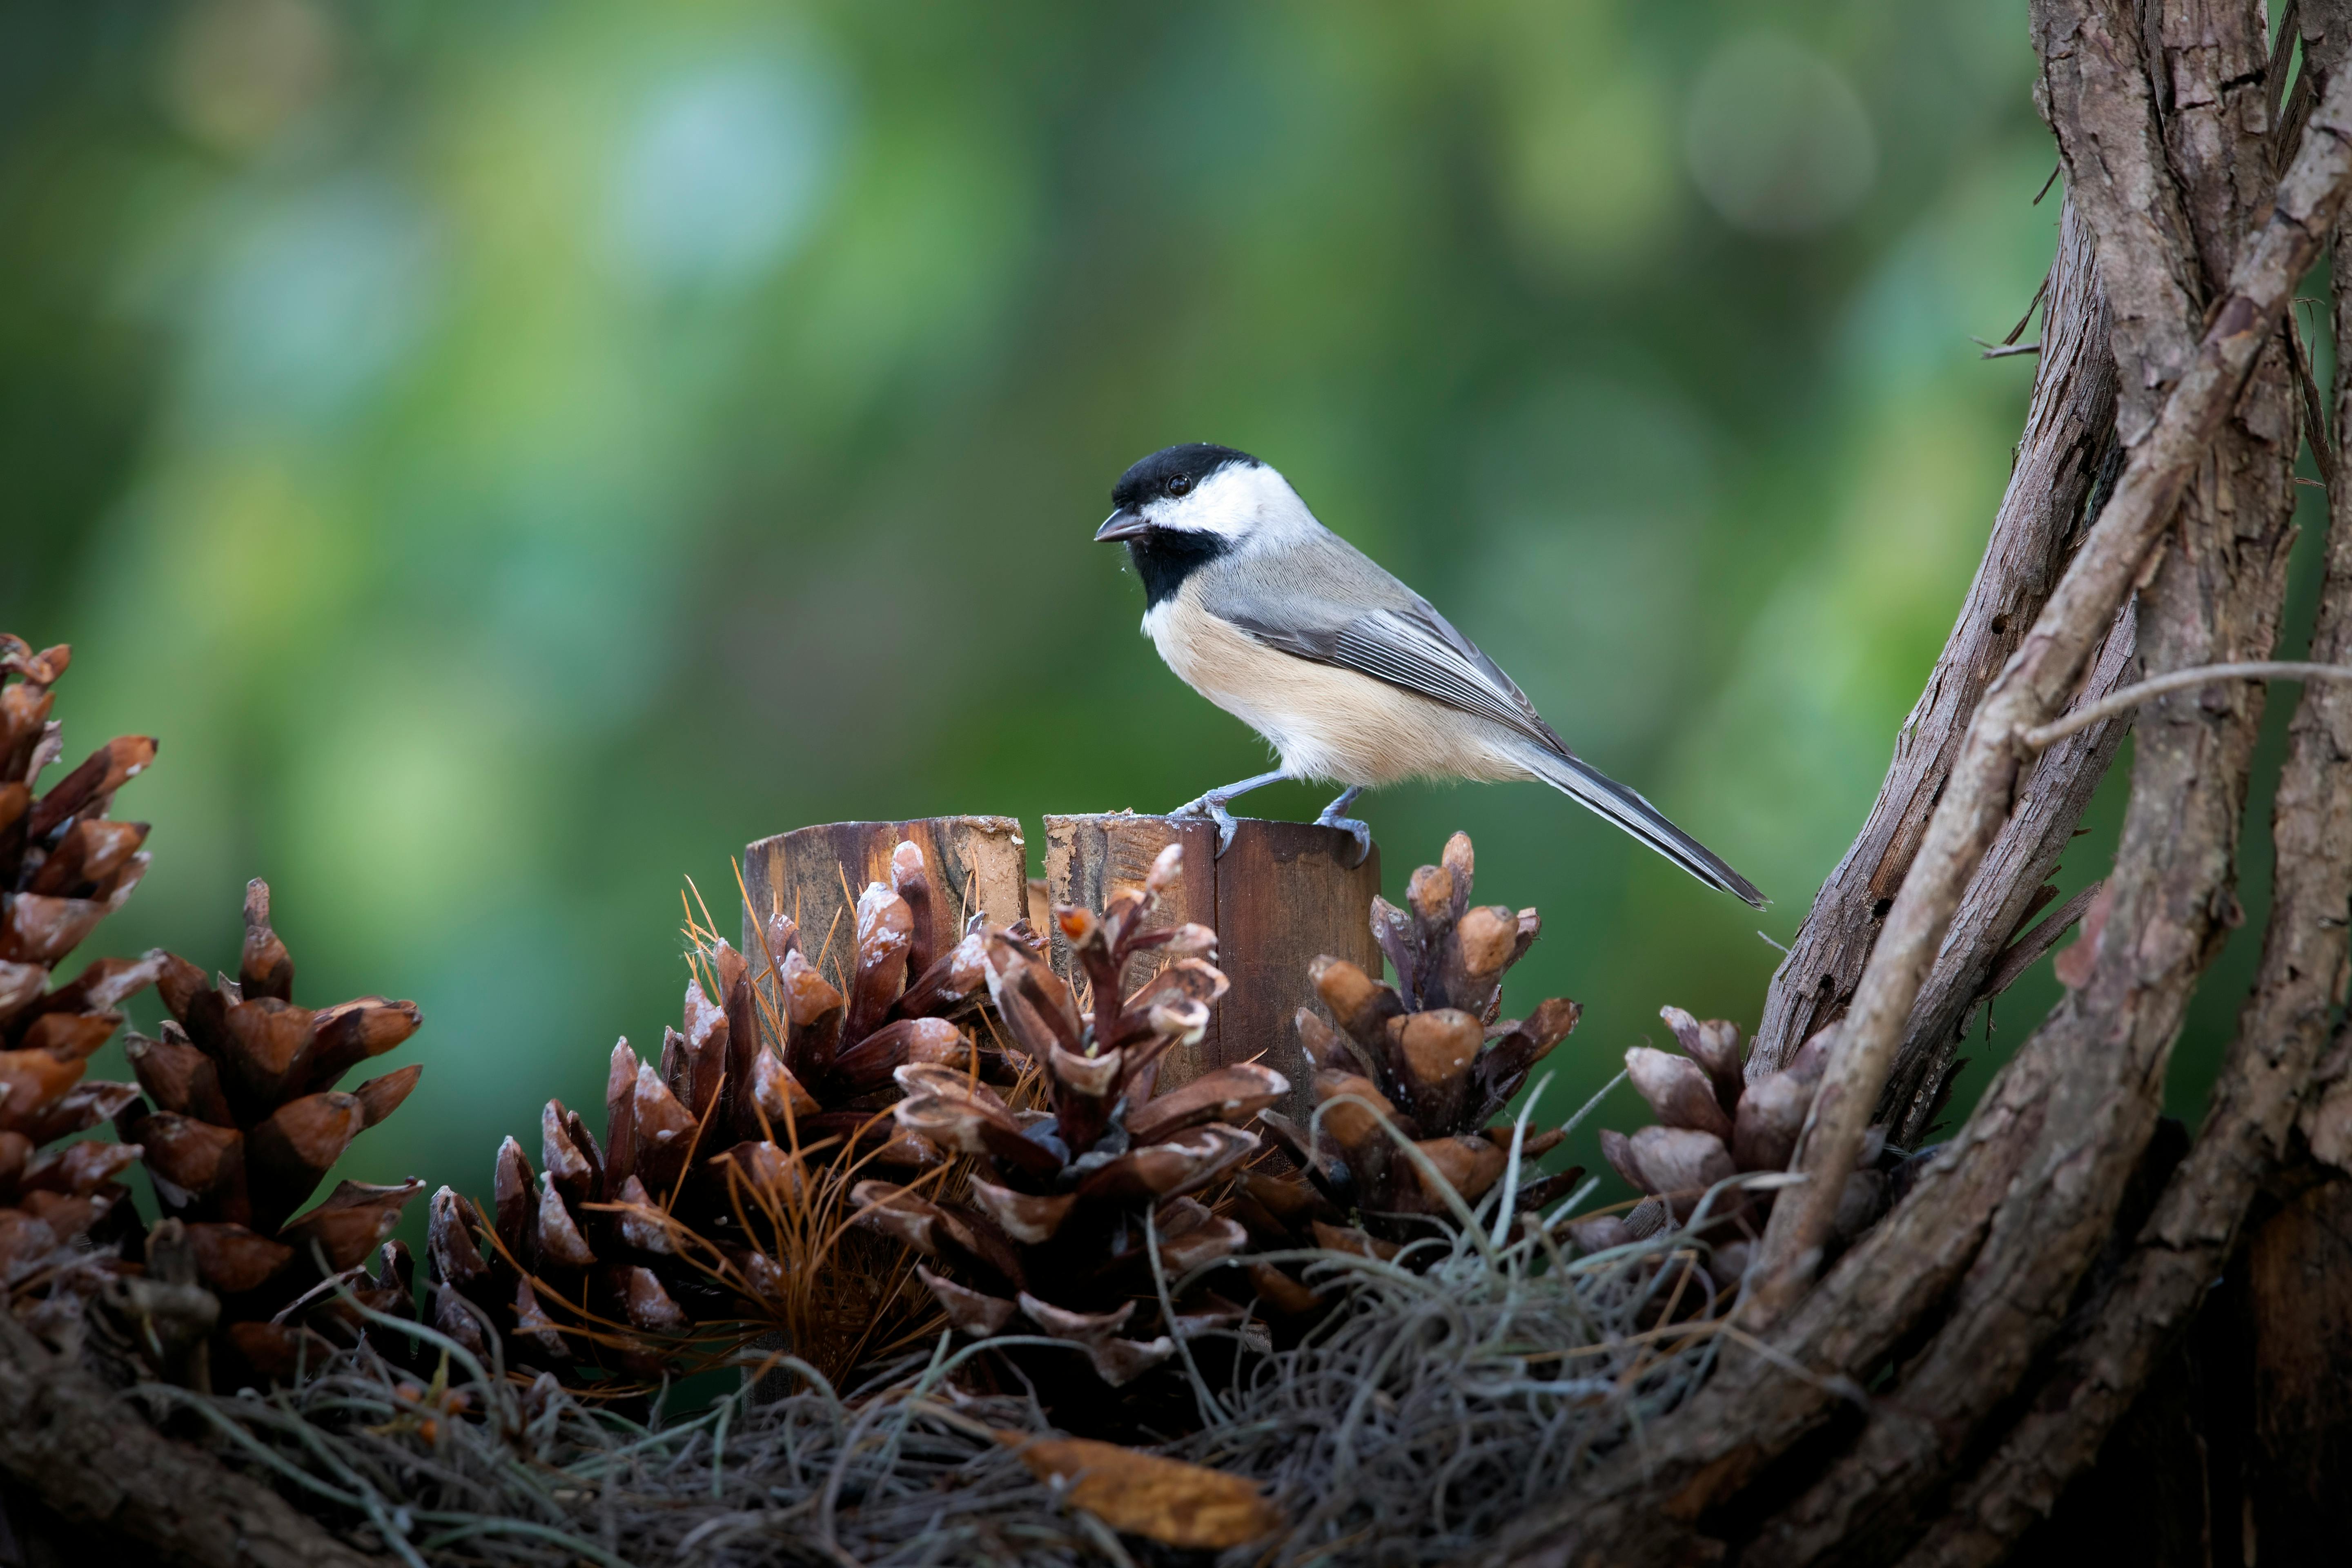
[1140,462,1302,542]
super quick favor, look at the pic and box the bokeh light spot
[189,180,441,428]
[1685,33,1878,236]
[161,0,339,155]
[1506,71,1678,276]
[608,52,851,290]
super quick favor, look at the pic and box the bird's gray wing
[1193,524,1569,753]
[1195,534,1762,904]
[1220,595,1570,756]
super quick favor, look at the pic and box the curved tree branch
[1896,96,2352,1568]
[1733,3,2316,1558]
[1486,11,2352,1566]
[1746,0,2352,1326]
[1750,197,2122,1084]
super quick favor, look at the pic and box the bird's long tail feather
[1525,749,1766,907]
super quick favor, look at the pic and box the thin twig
[2021,661,2352,748]
[2289,312,2337,490]
[2002,276,2049,343]
[2270,0,2305,120]
[1978,880,2103,999]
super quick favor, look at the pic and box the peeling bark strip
[1747,21,2352,1326]
[1882,606,2134,1144]
[0,1314,384,1568]
[1750,199,2122,1085]
[1898,167,2352,1568]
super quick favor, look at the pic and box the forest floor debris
[156,1169,1766,1567]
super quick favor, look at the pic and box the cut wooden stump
[1044,814,1218,999]
[1045,814,1381,1121]
[740,817,1030,988]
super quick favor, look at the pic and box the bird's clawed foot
[1315,787,1372,867]
[1168,768,1287,856]
[1168,791,1242,855]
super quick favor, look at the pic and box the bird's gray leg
[1314,786,1372,867]
[1168,768,1288,855]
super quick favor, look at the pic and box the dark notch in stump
[1045,814,1380,1121]
[741,817,1030,990]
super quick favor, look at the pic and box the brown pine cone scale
[853,842,1282,1386]
[1239,832,1584,1282]
[120,878,427,1379]
[431,840,1004,1385]
[0,637,165,1332]
[1576,1009,1893,1286]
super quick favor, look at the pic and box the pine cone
[1577,1010,1890,1284]
[1233,832,1583,1301]
[428,840,1006,1383]
[755,839,1017,1161]
[121,878,426,1381]
[851,842,1285,1386]
[0,636,161,1324]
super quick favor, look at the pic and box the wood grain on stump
[741,817,1029,986]
[1046,815,1380,1122]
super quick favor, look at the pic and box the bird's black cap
[1110,443,1258,509]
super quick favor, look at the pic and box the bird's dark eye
[1167,474,1193,497]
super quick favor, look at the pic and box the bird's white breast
[1142,588,1532,788]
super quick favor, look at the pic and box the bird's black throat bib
[1127,531,1232,609]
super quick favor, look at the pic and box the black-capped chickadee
[1096,442,1765,906]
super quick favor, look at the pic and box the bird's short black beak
[1094,508,1150,543]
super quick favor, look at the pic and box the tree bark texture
[1746,0,2347,1327]
[1488,9,2352,1564]
[1753,197,2125,1096]
[1044,815,1380,1123]
[1738,3,2309,1555]
[0,1314,382,1568]
[2240,1174,2352,1559]
[1898,113,2352,1562]
[2000,1302,2218,1568]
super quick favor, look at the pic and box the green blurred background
[5,0,2313,1223]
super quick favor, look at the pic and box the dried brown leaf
[999,1435,1283,1549]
